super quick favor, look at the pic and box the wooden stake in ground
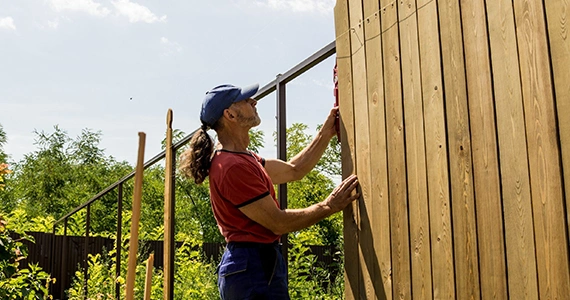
[126,132,146,300]
[163,109,174,300]
[144,253,155,300]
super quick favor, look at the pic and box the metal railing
[51,40,336,299]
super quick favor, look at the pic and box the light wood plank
[414,11,454,297]
[459,0,506,299]
[513,0,570,298]
[335,1,360,299]
[544,0,570,247]
[437,0,476,298]
[163,109,174,300]
[363,0,392,298]
[484,0,538,298]
[397,2,431,299]
[348,0,375,298]
[380,1,412,299]
[416,2,451,300]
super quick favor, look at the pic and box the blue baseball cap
[200,83,259,127]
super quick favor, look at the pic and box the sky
[0,0,338,165]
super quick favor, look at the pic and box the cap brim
[234,83,259,103]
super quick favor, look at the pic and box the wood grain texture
[484,0,538,298]
[348,0,375,298]
[416,2,451,300]
[544,0,570,245]
[363,0,392,298]
[513,0,570,298]
[459,0,506,298]
[335,1,359,299]
[380,1,411,299]
[437,0,474,298]
[144,253,154,300]
[126,132,146,300]
[163,109,174,300]
[397,1,432,299]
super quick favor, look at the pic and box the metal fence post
[276,75,289,268]
[116,183,123,299]
[84,204,91,297]
[60,219,68,297]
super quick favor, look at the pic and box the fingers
[330,106,339,116]
[338,174,359,196]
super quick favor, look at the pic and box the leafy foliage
[0,216,55,299]
[0,123,7,164]
[288,234,344,299]
[9,127,131,231]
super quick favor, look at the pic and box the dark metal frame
[50,40,336,299]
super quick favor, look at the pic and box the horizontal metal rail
[255,41,336,99]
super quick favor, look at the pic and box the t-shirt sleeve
[250,152,265,167]
[222,163,269,208]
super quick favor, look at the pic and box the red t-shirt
[208,149,280,243]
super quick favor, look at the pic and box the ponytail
[180,123,214,184]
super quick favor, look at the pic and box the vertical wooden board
[416,2,452,300]
[363,0,392,298]
[459,0,506,299]
[544,0,570,241]
[380,0,412,299]
[485,0,538,298]
[513,0,570,298]
[348,0,374,298]
[398,2,432,299]
[335,1,359,299]
[437,0,476,298]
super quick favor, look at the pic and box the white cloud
[47,18,60,29]
[49,0,111,17]
[111,0,167,23]
[257,0,334,14]
[160,37,182,57]
[0,17,16,30]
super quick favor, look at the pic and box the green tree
[8,126,131,233]
[0,123,7,163]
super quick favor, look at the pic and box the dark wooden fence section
[13,232,339,299]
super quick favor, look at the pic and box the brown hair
[180,122,217,184]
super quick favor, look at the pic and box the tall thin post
[144,253,155,300]
[276,76,288,266]
[126,132,146,300]
[116,183,123,300]
[60,219,68,297]
[164,109,175,300]
[84,204,91,297]
[50,224,56,297]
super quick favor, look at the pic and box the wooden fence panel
[379,0,412,299]
[334,0,360,299]
[485,0,539,298]
[513,0,570,298]
[438,0,473,298]
[415,2,451,300]
[459,0,506,298]
[544,0,570,240]
[348,0,376,298]
[363,0,392,298]
[336,0,570,299]
[397,1,431,299]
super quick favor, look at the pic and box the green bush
[0,217,55,299]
